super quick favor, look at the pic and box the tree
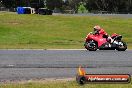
[2,0,16,8]
[1,0,132,13]
[78,2,87,13]
[46,0,62,10]
[67,0,82,13]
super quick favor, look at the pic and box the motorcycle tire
[84,41,98,51]
[116,41,127,51]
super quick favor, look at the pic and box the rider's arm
[99,29,108,36]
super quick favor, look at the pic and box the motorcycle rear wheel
[116,41,127,51]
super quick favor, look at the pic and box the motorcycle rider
[93,25,113,43]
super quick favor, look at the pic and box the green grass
[0,81,132,88]
[0,12,132,49]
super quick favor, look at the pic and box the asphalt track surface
[0,49,132,81]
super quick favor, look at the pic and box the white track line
[0,49,86,51]
[47,49,86,50]
[0,49,131,51]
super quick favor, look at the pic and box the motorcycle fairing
[87,34,107,47]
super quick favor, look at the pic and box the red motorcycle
[84,32,127,51]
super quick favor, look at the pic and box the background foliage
[1,0,132,13]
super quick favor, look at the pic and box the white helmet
[94,25,101,31]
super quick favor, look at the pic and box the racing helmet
[94,25,101,32]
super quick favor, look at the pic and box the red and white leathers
[93,25,113,43]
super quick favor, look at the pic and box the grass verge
[0,12,132,49]
[0,80,132,88]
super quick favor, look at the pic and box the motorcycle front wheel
[84,40,98,51]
